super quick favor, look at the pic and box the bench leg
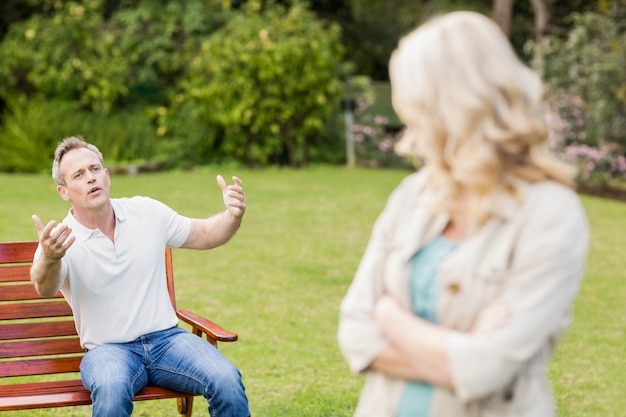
[177,395,194,417]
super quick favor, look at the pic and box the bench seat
[0,379,193,411]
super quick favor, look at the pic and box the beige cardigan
[338,169,589,417]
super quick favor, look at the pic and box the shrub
[0,97,159,173]
[0,97,62,173]
[539,12,626,149]
[343,76,411,170]
[562,143,626,184]
[0,0,231,114]
[535,11,626,186]
[148,100,222,169]
[351,103,411,170]
[0,1,128,115]
[111,0,232,102]
[544,87,626,185]
[162,1,350,167]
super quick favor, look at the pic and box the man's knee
[80,344,146,410]
[207,364,249,415]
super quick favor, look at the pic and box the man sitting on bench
[29,136,250,417]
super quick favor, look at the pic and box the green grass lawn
[0,166,624,416]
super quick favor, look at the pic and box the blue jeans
[80,326,249,417]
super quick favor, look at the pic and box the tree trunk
[531,0,549,43]
[530,0,550,71]
[493,0,513,36]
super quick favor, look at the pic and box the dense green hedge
[0,0,350,171]
[537,11,626,183]
[0,97,158,173]
[159,2,348,167]
[2,1,626,182]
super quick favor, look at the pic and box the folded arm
[369,188,589,401]
[371,296,453,389]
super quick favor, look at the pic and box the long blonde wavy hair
[390,11,574,224]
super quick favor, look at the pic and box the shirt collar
[64,199,125,241]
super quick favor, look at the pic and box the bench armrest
[176,309,238,344]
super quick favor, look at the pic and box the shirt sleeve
[338,173,425,373]
[166,213,191,248]
[337,214,393,373]
[137,197,191,248]
[445,185,589,401]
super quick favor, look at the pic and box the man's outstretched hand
[217,175,246,221]
[32,214,75,261]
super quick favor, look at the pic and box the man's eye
[74,172,82,179]
[92,167,100,172]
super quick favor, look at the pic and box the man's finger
[63,235,77,250]
[43,220,59,237]
[31,215,44,233]
[216,175,228,192]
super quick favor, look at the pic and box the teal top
[395,235,459,417]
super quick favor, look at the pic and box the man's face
[56,147,111,210]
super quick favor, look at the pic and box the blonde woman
[338,11,589,417]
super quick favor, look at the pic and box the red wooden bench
[0,240,238,416]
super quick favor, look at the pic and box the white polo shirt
[38,197,191,350]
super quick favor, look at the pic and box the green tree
[0,0,233,173]
[0,0,231,114]
[111,0,233,101]
[161,1,349,167]
[0,1,128,114]
[540,12,626,148]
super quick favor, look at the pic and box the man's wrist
[224,209,244,225]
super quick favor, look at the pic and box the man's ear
[57,184,69,201]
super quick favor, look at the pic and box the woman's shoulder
[493,179,585,226]
[524,180,582,206]
[381,169,431,209]
[520,180,587,225]
[395,168,430,192]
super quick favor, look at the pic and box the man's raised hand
[217,175,246,221]
[32,215,75,260]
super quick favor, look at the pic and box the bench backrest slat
[0,242,38,264]
[0,300,73,321]
[0,337,83,359]
[0,356,82,378]
[0,265,32,283]
[0,283,63,302]
[0,321,78,341]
